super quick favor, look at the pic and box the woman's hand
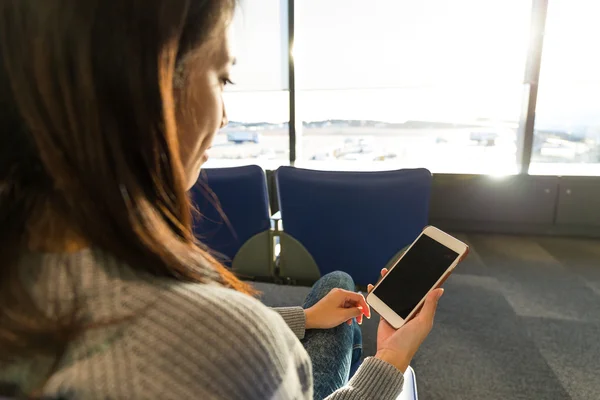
[368,268,443,373]
[304,288,371,330]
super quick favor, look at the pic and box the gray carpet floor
[254,234,600,400]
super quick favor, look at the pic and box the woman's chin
[185,157,208,190]
[201,146,212,163]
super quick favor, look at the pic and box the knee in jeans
[322,271,355,291]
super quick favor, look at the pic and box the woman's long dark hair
[0,0,253,365]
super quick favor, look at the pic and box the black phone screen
[374,234,459,319]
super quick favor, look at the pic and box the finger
[414,288,444,331]
[373,268,389,286]
[366,269,389,305]
[368,269,389,294]
[342,306,363,321]
[338,289,371,318]
[347,319,352,326]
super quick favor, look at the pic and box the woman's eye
[221,77,234,86]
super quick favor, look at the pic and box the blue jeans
[302,271,363,400]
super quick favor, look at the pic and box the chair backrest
[276,167,432,286]
[190,165,271,267]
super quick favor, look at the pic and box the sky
[224,0,599,128]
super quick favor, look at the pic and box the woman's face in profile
[176,26,234,189]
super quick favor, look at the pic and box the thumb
[416,288,444,328]
[342,306,363,321]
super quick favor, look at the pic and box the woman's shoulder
[119,279,310,398]
[159,280,286,330]
[135,279,295,342]
[20,249,312,399]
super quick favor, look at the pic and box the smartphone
[366,226,469,329]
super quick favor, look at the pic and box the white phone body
[366,226,469,329]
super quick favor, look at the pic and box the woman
[0,0,443,399]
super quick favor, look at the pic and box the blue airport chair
[275,167,432,286]
[190,165,274,279]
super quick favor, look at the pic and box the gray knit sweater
[0,249,405,399]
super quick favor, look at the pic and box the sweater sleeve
[325,357,405,400]
[272,306,306,339]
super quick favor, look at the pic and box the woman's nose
[221,102,228,128]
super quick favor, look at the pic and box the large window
[529,0,600,176]
[203,0,290,169]
[207,0,599,176]
[294,0,532,174]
